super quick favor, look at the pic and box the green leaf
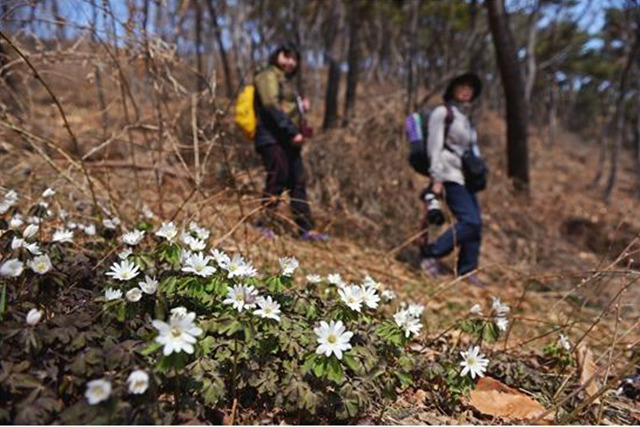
[140,340,162,356]
[116,302,126,322]
[313,358,326,378]
[394,371,413,389]
[327,357,344,383]
[0,283,6,320]
[302,353,317,375]
[342,354,360,373]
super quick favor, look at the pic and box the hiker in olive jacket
[253,43,327,241]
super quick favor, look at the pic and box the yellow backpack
[234,84,256,140]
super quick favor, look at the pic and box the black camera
[421,188,445,226]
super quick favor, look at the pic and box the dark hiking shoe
[420,258,441,278]
[299,230,330,242]
[466,273,487,288]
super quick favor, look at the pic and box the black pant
[257,143,314,232]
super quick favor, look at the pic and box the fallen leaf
[574,343,600,404]
[468,377,554,423]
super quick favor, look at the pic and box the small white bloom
[104,287,123,300]
[26,308,43,326]
[223,284,259,312]
[188,221,210,240]
[314,320,353,360]
[186,235,206,252]
[106,259,140,281]
[23,242,41,255]
[210,248,230,268]
[470,303,484,315]
[559,334,571,351]
[42,188,56,198]
[38,201,49,209]
[361,285,380,309]
[83,224,96,236]
[306,274,322,284]
[254,296,281,321]
[23,224,39,239]
[28,254,52,274]
[180,248,193,264]
[66,221,78,230]
[494,316,509,332]
[58,209,68,220]
[118,248,133,260]
[0,201,10,214]
[338,285,364,312]
[11,236,24,250]
[182,252,216,277]
[491,297,510,316]
[170,306,188,319]
[4,190,18,205]
[85,379,112,405]
[142,204,155,219]
[224,253,255,279]
[381,289,396,301]
[279,257,299,277]
[126,288,143,302]
[26,216,42,225]
[52,228,73,243]
[155,222,178,241]
[460,346,490,379]
[103,216,121,230]
[407,303,425,317]
[138,275,158,294]
[0,258,24,277]
[127,370,149,394]
[393,309,423,338]
[362,274,383,290]
[327,273,345,288]
[152,310,203,355]
[122,229,145,246]
[9,215,23,229]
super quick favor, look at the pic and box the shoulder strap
[443,104,456,153]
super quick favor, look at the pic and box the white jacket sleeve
[427,106,448,182]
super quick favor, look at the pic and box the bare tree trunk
[322,2,342,129]
[486,0,530,193]
[524,5,540,106]
[342,0,363,127]
[206,0,234,98]
[604,21,639,202]
[90,0,109,138]
[635,103,640,199]
[405,0,420,114]
[591,102,613,187]
[546,73,558,146]
[50,0,65,41]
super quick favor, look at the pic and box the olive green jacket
[254,65,300,147]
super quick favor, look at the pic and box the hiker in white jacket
[421,73,485,286]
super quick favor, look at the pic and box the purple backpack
[405,106,453,176]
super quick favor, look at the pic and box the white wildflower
[66,221,77,230]
[11,236,24,250]
[83,224,96,236]
[491,297,510,316]
[42,188,56,198]
[118,248,133,260]
[223,284,259,312]
[138,275,158,294]
[182,252,216,277]
[188,221,210,240]
[327,273,345,288]
[224,253,255,279]
[142,204,155,219]
[106,259,140,281]
[361,285,380,309]
[28,254,52,275]
[102,217,121,230]
[393,309,423,338]
[26,216,42,225]
[559,334,571,351]
[314,320,353,360]
[254,296,282,322]
[185,235,206,252]
[381,289,396,301]
[26,308,43,326]
[460,346,490,379]
[9,215,23,229]
[122,229,145,246]
[127,370,149,394]
[494,316,509,332]
[126,288,143,302]
[170,306,188,319]
[338,285,364,312]
[306,274,322,284]
[52,228,73,243]
[0,258,23,277]
[152,310,203,355]
[470,303,483,315]
[407,303,425,317]
[279,256,299,277]
[23,224,39,239]
[23,242,41,255]
[210,248,230,268]
[85,379,112,405]
[155,222,178,241]
[104,287,123,300]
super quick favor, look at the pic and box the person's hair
[268,42,301,76]
[443,73,482,102]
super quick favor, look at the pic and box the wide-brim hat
[443,73,482,102]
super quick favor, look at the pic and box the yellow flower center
[171,328,182,338]
[328,334,337,344]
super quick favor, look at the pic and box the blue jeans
[421,182,482,275]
